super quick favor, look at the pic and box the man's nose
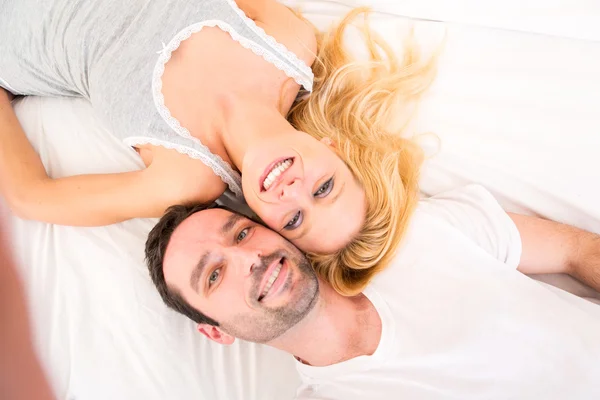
[229,246,262,277]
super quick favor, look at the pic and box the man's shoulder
[365,185,498,293]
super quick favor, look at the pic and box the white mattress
[9,2,600,399]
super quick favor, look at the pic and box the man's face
[163,208,319,344]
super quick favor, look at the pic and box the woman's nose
[280,179,302,201]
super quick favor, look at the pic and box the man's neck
[269,280,382,367]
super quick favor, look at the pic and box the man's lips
[257,257,283,300]
[258,258,289,302]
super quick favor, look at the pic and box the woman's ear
[320,137,335,148]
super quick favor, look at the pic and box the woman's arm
[0,89,225,226]
[0,89,50,203]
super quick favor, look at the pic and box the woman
[0,1,437,294]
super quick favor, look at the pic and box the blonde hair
[287,8,439,296]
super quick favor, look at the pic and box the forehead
[162,209,243,288]
[300,177,366,253]
[178,208,241,242]
[164,209,239,264]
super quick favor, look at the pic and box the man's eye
[208,268,221,287]
[284,211,303,230]
[314,178,334,198]
[236,227,250,242]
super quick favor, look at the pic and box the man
[0,207,55,400]
[145,185,600,400]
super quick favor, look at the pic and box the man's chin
[230,256,319,343]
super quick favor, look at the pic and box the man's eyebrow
[221,213,244,236]
[190,251,210,293]
[188,214,244,293]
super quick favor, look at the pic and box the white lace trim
[224,0,314,91]
[123,136,243,198]
[151,17,315,200]
[152,21,254,198]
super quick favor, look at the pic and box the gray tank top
[0,0,314,198]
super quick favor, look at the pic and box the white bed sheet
[286,0,600,41]
[9,2,600,400]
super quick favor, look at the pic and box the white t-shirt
[295,185,600,400]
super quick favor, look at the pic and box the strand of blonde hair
[288,8,439,295]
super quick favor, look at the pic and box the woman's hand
[0,90,225,226]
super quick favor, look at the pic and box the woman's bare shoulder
[235,0,317,68]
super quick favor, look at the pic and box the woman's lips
[259,157,294,192]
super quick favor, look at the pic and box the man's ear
[197,324,235,345]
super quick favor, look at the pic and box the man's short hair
[145,203,230,326]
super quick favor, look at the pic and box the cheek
[211,283,250,316]
[248,200,289,231]
[305,149,340,177]
[255,206,285,231]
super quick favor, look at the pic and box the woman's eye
[236,228,249,242]
[284,211,303,230]
[208,268,221,287]
[314,178,334,198]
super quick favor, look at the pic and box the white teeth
[260,263,283,300]
[262,159,293,191]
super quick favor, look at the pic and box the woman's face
[242,130,366,254]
